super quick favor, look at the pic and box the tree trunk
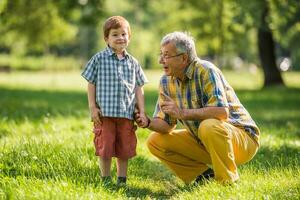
[258,2,284,87]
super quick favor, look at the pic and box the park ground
[0,70,299,199]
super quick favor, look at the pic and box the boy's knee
[198,119,223,141]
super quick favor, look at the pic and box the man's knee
[198,119,224,142]
[146,132,165,153]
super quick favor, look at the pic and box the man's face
[105,27,130,53]
[159,42,186,78]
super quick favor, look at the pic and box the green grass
[0,70,300,199]
[0,54,84,71]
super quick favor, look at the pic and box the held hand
[90,107,102,125]
[160,92,184,120]
[139,113,149,127]
[134,109,150,128]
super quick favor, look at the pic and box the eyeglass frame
[159,53,185,60]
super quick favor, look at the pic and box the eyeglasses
[159,53,184,60]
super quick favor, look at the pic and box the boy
[81,16,148,185]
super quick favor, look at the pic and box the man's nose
[159,57,164,64]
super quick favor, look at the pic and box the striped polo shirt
[153,58,260,143]
[82,47,148,120]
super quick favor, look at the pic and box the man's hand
[160,92,185,120]
[89,106,102,125]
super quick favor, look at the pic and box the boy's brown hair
[103,16,131,38]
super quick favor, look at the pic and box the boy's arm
[87,82,102,124]
[135,86,145,114]
[135,86,148,127]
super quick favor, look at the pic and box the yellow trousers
[147,119,258,184]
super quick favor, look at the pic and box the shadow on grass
[249,144,300,170]
[0,87,87,122]
[1,86,299,123]
[96,182,175,199]
[235,87,300,120]
[121,185,173,199]
[129,156,174,181]
[0,87,159,123]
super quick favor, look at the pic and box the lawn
[0,70,299,199]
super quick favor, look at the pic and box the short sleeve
[81,55,98,84]
[201,68,228,107]
[135,63,148,87]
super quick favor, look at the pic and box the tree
[0,0,76,54]
[0,0,105,56]
[157,0,258,67]
[269,0,300,70]
[236,0,300,86]
[258,1,284,86]
[184,0,299,86]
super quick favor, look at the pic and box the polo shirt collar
[171,58,197,82]
[184,58,198,80]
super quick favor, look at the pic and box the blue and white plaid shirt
[81,47,148,120]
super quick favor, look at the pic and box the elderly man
[136,31,260,184]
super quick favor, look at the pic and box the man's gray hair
[161,31,197,62]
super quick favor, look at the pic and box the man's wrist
[179,108,186,120]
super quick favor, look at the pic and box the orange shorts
[93,117,137,159]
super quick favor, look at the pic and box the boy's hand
[139,113,149,127]
[134,109,150,128]
[90,107,102,125]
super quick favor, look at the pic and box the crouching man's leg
[198,119,258,184]
[146,129,212,183]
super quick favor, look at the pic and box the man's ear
[182,53,189,64]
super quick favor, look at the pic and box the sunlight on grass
[0,70,300,91]
[0,71,86,91]
[0,70,300,199]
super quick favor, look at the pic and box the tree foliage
[232,0,300,85]
[270,0,300,69]
[0,0,104,55]
[0,0,299,76]
[0,0,73,53]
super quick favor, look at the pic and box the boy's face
[105,26,130,53]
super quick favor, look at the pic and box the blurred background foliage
[0,0,299,86]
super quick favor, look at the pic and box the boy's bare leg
[116,158,128,185]
[116,158,128,177]
[99,157,112,177]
